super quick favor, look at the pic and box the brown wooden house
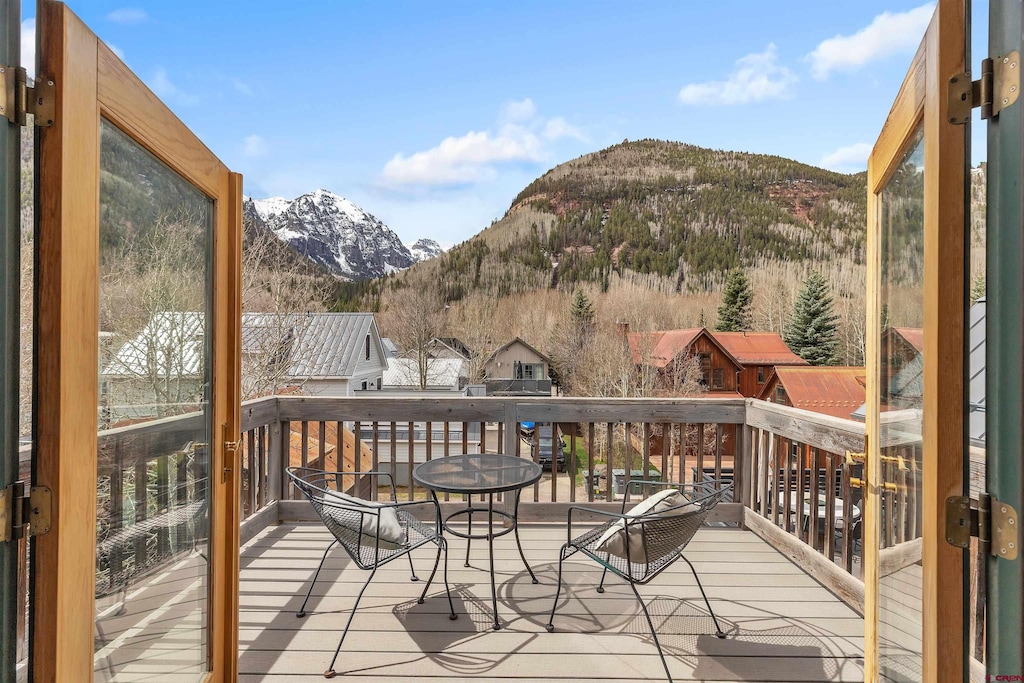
[756,366,867,420]
[713,332,809,397]
[626,328,743,395]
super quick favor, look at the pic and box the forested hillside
[400,139,867,303]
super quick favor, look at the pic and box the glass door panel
[94,119,213,681]
[876,128,925,682]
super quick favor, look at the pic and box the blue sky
[22,1,987,246]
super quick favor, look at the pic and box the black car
[529,424,566,472]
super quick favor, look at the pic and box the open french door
[31,2,242,681]
[864,0,969,681]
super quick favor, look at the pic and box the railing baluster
[443,422,450,502]
[810,447,821,552]
[605,422,614,502]
[246,429,256,517]
[714,423,723,491]
[408,421,415,501]
[587,423,595,502]
[551,421,558,503]
[825,453,837,564]
[532,423,540,503]
[782,439,792,532]
[278,420,289,500]
[569,428,577,503]
[795,442,805,542]
[133,458,148,573]
[660,423,669,487]
[371,422,380,501]
[259,425,268,509]
[389,421,397,500]
[109,441,124,584]
[695,422,704,487]
[642,423,651,498]
[353,421,361,496]
[623,421,632,500]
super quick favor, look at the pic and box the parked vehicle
[522,424,566,472]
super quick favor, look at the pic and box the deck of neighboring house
[237,523,866,682]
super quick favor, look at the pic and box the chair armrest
[564,505,629,545]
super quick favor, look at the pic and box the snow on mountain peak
[406,238,445,263]
[245,189,415,281]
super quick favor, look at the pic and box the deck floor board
[238,523,865,682]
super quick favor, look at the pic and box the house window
[712,368,724,390]
[377,377,382,389]
[698,353,711,387]
[360,380,368,390]
[757,366,765,383]
[365,334,370,360]
[775,386,788,404]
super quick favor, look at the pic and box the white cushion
[594,488,698,563]
[324,490,405,549]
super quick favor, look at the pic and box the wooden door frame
[33,2,241,680]
[864,0,968,680]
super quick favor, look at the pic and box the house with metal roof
[103,312,388,422]
[712,331,809,396]
[483,337,552,395]
[627,327,744,395]
[756,366,867,420]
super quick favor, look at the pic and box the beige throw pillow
[594,488,698,563]
[324,490,406,549]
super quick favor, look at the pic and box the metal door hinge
[0,482,52,542]
[0,65,55,127]
[946,493,1018,560]
[948,52,1020,124]
[222,423,239,482]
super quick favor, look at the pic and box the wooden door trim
[34,2,242,680]
[33,3,100,680]
[864,1,967,680]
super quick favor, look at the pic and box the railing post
[502,400,518,457]
[737,419,751,515]
[267,418,284,517]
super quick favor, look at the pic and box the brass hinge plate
[0,482,52,542]
[949,52,1020,124]
[0,65,55,127]
[946,493,1018,560]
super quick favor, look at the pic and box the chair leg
[629,582,673,683]
[298,540,337,618]
[545,545,569,632]
[680,554,726,638]
[417,540,445,608]
[324,565,377,679]
[596,565,609,593]
[407,550,419,582]
[441,537,456,619]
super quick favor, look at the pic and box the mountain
[398,139,868,301]
[243,189,414,280]
[406,238,444,263]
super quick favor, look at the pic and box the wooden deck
[238,523,866,682]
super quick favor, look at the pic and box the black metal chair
[287,467,456,679]
[545,480,732,683]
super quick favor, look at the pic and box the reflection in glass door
[94,119,213,681]
[875,128,925,682]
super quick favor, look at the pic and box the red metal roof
[627,329,703,367]
[758,366,866,419]
[712,332,808,366]
[891,327,924,352]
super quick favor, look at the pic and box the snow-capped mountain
[243,190,414,280]
[406,238,444,263]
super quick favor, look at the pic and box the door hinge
[948,52,1020,124]
[222,423,239,482]
[946,493,1018,559]
[0,66,55,127]
[0,482,52,542]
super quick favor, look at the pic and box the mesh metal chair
[545,480,732,683]
[287,467,456,679]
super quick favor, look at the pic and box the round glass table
[413,453,542,630]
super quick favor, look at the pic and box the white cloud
[499,98,537,124]
[678,44,797,106]
[543,117,587,142]
[382,102,585,187]
[107,8,148,24]
[383,126,542,186]
[21,19,34,80]
[243,134,268,158]
[149,68,199,106]
[807,4,934,80]
[819,142,873,171]
[232,79,254,97]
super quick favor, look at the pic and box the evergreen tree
[715,270,753,332]
[570,288,595,330]
[784,272,841,365]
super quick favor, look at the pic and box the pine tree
[784,272,841,365]
[570,288,595,331]
[715,270,753,332]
